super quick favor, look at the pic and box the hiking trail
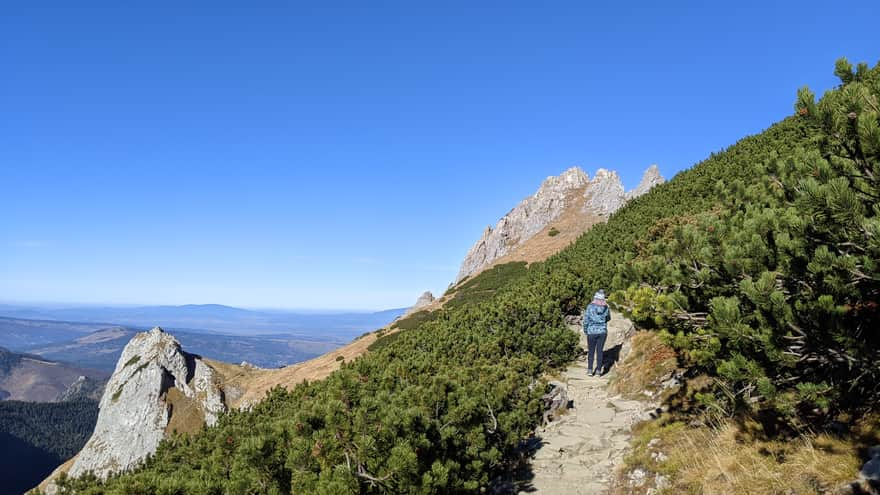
[519,310,657,494]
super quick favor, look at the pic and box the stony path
[520,312,656,494]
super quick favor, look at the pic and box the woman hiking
[583,289,611,376]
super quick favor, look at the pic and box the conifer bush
[616,59,880,426]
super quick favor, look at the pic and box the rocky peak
[412,291,435,310]
[455,167,590,283]
[583,169,626,215]
[455,165,665,284]
[63,326,226,482]
[56,375,105,402]
[627,164,665,200]
[535,166,590,196]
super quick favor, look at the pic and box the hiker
[583,289,610,376]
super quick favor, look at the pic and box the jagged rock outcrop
[583,168,626,215]
[627,164,665,200]
[56,375,105,402]
[412,291,435,310]
[456,167,590,282]
[455,165,664,283]
[63,327,226,482]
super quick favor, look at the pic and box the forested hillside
[52,59,878,494]
[1,399,98,495]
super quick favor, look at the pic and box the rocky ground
[519,311,658,494]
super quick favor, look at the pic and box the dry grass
[228,325,401,407]
[676,422,861,494]
[615,412,878,495]
[608,331,677,400]
[491,185,605,268]
[164,387,206,436]
[611,330,873,494]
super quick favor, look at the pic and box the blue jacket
[583,303,610,335]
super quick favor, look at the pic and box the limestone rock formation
[65,327,226,481]
[455,167,590,282]
[456,165,664,283]
[412,291,435,310]
[583,168,626,215]
[626,164,665,200]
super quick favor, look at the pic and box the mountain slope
[50,59,879,494]
[0,347,107,402]
[50,113,816,492]
[1,399,98,495]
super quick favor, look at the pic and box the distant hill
[24,323,344,371]
[0,316,113,351]
[0,304,408,339]
[0,347,107,402]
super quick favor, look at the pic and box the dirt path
[520,311,656,494]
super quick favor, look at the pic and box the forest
[51,59,879,494]
[1,399,98,495]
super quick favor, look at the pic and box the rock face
[412,291,435,310]
[456,167,590,283]
[456,165,664,283]
[627,164,665,200]
[583,168,626,215]
[65,327,226,481]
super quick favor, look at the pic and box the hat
[593,289,606,301]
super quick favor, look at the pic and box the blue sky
[2,2,878,310]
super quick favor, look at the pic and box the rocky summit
[59,327,226,485]
[626,164,665,201]
[412,291,435,311]
[455,165,664,283]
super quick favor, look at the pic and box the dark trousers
[587,333,607,374]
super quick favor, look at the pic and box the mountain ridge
[455,165,664,283]
[0,347,107,403]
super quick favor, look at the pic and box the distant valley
[0,303,407,339]
[0,347,106,402]
[0,304,407,372]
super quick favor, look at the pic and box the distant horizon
[0,300,409,314]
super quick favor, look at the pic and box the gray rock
[627,164,665,201]
[456,167,589,283]
[861,446,880,481]
[651,450,669,463]
[456,165,664,283]
[628,467,648,487]
[412,291,435,310]
[583,168,626,215]
[65,327,226,480]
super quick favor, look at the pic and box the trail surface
[521,311,655,494]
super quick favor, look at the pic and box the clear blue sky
[2,2,878,310]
